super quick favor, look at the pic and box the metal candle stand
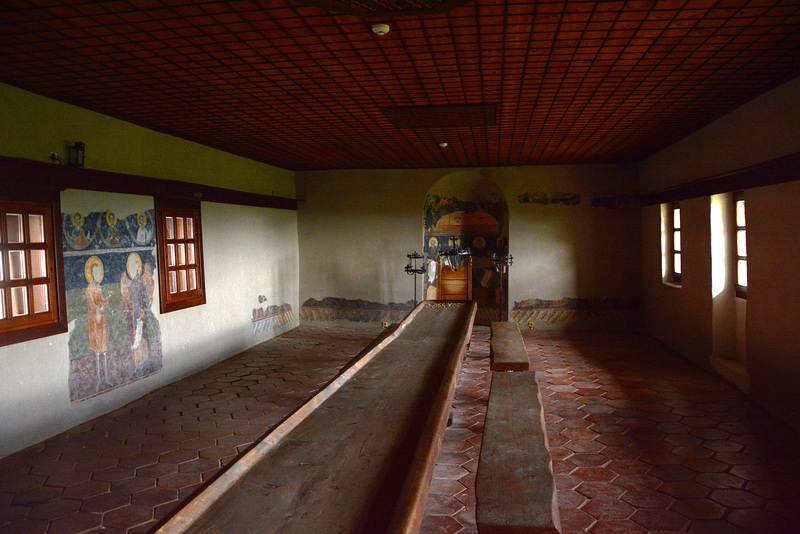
[491,252,513,321]
[404,252,425,307]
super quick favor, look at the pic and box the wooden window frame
[670,202,682,285]
[734,192,747,299]
[0,188,68,347]
[155,197,206,313]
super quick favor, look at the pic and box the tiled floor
[0,324,383,534]
[2,325,799,534]
[531,331,800,534]
[420,327,491,534]
[418,330,800,534]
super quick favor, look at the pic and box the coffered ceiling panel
[1,1,799,171]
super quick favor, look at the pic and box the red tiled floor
[0,324,381,533]
[2,326,800,533]
[421,326,490,534]
[527,331,800,534]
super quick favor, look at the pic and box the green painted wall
[0,82,295,198]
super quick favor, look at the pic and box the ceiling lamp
[372,23,390,36]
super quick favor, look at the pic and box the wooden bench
[476,371,561,534]
[156,300,477,534]
[490,321,531,371]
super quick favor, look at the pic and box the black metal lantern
[67,141,85,168]
[491,252,513,321]
[404,252,425,307]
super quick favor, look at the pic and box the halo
[127,253,142,279]
[85,256,104,284]
[428,236,438,248]
[106,210,117,226]
[137,212,147,228]
[71,212,83,227]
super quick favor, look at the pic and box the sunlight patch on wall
[660,204,667,279]
[710,196,727,298]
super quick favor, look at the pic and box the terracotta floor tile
[693,472,746,490]
[26,497,82,522]
[559,507,597,532]
[671,497,727,520]
[419,514,464,534]
[11,487,61,507]
[708,488,765,508]
[590,519,648,533]
[582,496,635,520]
[101,503,153,529]
[46,511,102,534]
[2,327,800,534]
[79,491,129,514]
[576,482,625,500]
[621,489,674,509]
[631,508,690,531]
[0,518,49,533]
[658,480,709,499]
[557,489,588,509]
[686,519,750,534]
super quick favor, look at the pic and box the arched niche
[423,171,509,323]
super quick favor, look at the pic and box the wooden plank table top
[476,371,561,534]
[490,321,530,371]
[157,301,476,534]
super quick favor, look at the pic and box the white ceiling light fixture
[372,23,390,36]
[439,142,448,148]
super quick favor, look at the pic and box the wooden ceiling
[1,1,799,171]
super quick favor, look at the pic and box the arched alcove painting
[423,172,509,324]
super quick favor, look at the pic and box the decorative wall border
[511,297,642,330]
[301,297,413,323]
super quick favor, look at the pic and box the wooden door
[438,256,472,301]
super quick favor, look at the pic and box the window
[735,193,747,298]
[155,198,206,313]
[0,193,67,346]
[671,203,682,284]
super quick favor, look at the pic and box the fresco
[511,297,642,330]
[63,209,162,402]
[518,191,582,206]
[423,175,509,322]
[301,297,413,323]
[252,295,294,335]
[517,191,640,209]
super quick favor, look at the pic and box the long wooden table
[157,300,477,534]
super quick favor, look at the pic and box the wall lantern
[67,141,85,168]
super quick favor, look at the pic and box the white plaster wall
[642,199,713,369]
[492,165,641,303]
[639,76,800,193]
[639,75,800,430]
[746,181,800,429]
[0,192,298,458]
[297,168,445,306]
[158,202,299,382]
[297,164,641,314]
